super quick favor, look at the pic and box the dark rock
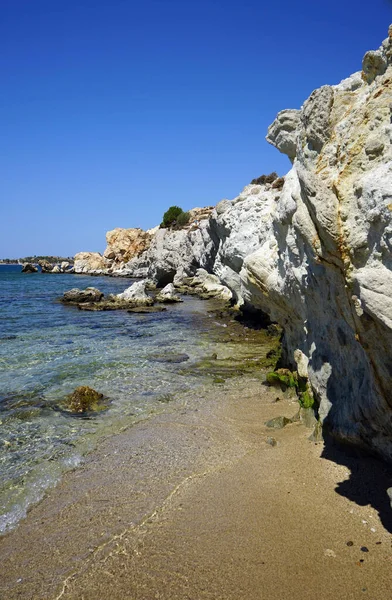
[265,416,292,429]
[38,260,54,273]
[360,546,369,553]
[63,386,105,414]
[21,263,38,273]
[127,306,167,314]
[62,287,104,303]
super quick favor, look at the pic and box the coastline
[1,374,391,599]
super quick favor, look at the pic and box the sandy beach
[0,372,391,600]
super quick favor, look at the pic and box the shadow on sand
[321,433,392,533]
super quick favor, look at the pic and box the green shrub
[161,206,183,228]
[161,206,191,229]
[176,211,190,227]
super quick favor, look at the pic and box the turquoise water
[0,266,219,533]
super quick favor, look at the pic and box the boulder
[73,252,109,274]
[62,287,104,303]
[156,283,183,303]
[38,260,53,273]
[63,386,105,414]
[116,280,153,306]
[103,228,152,262]
[21,263,38,273]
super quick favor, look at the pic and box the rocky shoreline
[64,26,392,463]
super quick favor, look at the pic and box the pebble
[346,541,354,547]
[324,549,336,558]
[266,437,277,447]
[360,546,369,553]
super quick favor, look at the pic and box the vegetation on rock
[66,386,104,413]
[266,368,314,409]
[266,368,297,389]
[250,172,279,185]
[161,206,190,229]
[176,211,190,227]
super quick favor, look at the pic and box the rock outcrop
[21,263,38,273]
[73,252,109,274]
[115,280,153,306]
[155,283,182,303]
[38,260,74,273]
[62,287,104,303]
[61,282,154,310]
[103,228,152,263]
[213,26,392,459]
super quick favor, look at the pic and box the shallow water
[0,266,246,534]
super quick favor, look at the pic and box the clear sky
[1,0,391,257]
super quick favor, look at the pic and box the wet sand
[1,376,392,599]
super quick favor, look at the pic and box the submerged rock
[128,306,167,314]
[63,386,106,414]
[150,352,190,363]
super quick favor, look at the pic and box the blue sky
[1,0,391,257]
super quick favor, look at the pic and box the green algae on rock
[61,386,109,415]
[266,368,315,411]
[266,369,297,390]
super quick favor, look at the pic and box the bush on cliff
[251,172,278,185]
[176,211,190,227]
[161,206,190,229]
[161,206,183,228]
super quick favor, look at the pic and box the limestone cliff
[212,26,392,458]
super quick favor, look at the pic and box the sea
[0,264,248,535]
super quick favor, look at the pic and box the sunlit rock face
[213,26,392,458]
[73,252,109,274]
[103,228,152,263]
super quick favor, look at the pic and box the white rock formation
[155,283,183,303]
[210,26,392,458]
[130,219,217,285]
[116,280,153,305]
[74,252,109,274]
